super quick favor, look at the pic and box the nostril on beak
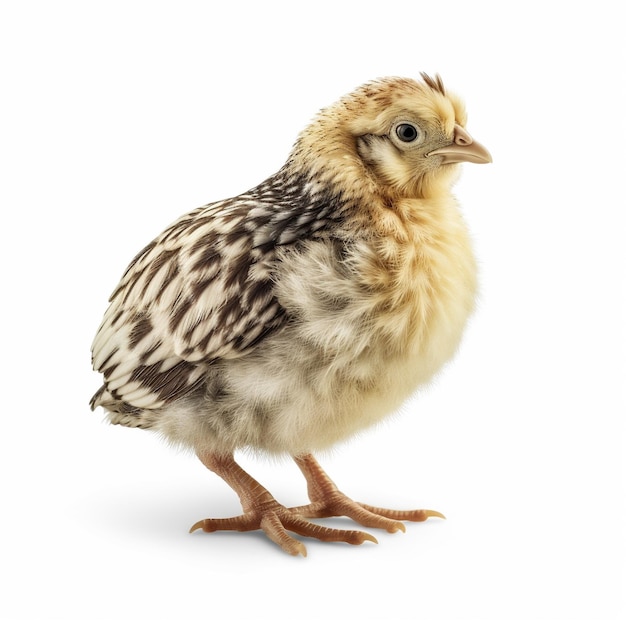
[453,124,474,146]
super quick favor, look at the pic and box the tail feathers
[89,385,156,429]
[89,385,107,411]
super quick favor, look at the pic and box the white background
[1,1,624,624]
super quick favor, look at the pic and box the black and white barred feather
[90,166,352,417]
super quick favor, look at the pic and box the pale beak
[428,124,492,164]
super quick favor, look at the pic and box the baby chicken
[91,74,491,556]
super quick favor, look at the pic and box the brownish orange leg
[290,453,444,532]
[189,452,376,556]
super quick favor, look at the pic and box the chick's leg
[189,452,376,556]
[290,454,444,532]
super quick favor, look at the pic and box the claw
[357,532,378,545]
[189,521,204,534]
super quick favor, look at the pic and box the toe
[284,516,378,546]
[357,503,445,523]
[260,512,307,556]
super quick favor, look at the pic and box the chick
[91,74,491,556]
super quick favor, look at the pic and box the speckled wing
[90,197,286,412]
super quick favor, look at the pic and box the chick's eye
[395,123,420,143]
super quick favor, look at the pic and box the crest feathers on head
[420,72,446,95]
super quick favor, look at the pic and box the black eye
[395,123,419,143]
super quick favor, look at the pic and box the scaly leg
[189,452,376,556]
[290,453,444,532]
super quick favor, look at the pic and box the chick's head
[292,74,491,200]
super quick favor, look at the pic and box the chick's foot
[190,452,376,556]
[290,454,444,533]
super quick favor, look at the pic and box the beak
[428,124,492,164]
